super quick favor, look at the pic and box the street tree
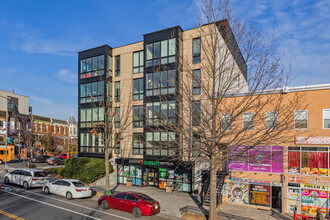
[151,0,305,219]
[87,85,133,190]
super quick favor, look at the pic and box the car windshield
[34,172,47,177]
[72,181,85,187]
[138,193,154,202]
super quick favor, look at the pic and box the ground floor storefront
[115,158,193,192]
[225,177,283,212]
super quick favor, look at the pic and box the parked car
[43,179,92,200]
[30,155,51,163]
[4,169,49,189]
[98,192,160,218]
[47,156,65,165]
[57,153,71,159]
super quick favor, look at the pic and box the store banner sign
[295,136,330,145]
[228,146,283,173]
[301,184,328,190]
[249,184,271,207]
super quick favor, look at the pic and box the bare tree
[88,85,133,190]
[17,113,37,159]
[146,1,305,219]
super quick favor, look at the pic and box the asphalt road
[0,161,170,220]
[0,184,169,220]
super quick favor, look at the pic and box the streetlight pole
[4,107,8,171]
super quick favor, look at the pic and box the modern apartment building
[223,84,330,217]
[77,20,247,193]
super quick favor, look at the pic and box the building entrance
[272,186,282,212]
[146,168,158,186]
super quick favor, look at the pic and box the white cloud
[57,69,76,84]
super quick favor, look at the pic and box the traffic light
[7,137,14,144]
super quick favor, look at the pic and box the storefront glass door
[146,168,158,186]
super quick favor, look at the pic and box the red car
[57,154,71,159]
[98,192,160,218]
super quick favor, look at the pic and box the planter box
[166,185,172,193]
[126,179,132,187]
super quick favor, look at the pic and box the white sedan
[43,179,92,200]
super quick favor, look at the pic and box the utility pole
[18,132,21,160]
[4,98,8,172]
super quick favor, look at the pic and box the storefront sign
[301,184,328,190]
[271,181,283,186]
[140,160,160,166]
[295,137,330,145]
[251,179,271,185]
[228,146,283,173]
[288,176,330,185]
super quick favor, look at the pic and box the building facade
[77,20,247,193]
[223,84,330,217]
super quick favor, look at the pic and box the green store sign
[140,160,160,166]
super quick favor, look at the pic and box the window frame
[146,38,176,67]
[192,38,201,64]
[133,133,144,155]
[192,69,201,95]
[266,111,279,130]
[221,113,232,131]
[192,100,201,126]
[114,107,120,128]
[115,55,120,77]
[294,110,308,129]
[323,109,330,129]
[114,133,120,154]
[115,81,120,102]
[133,78,144,100]
[133,106,144,128]
[243,112,254,130]
[80,55,105,79]
[133,51,144,73]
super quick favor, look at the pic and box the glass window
[80,55,105,79]
[133,106,144,127]
[294,110,308,129]
[266,111,278,130]
[192,101,200,126]
[115,56,120,77]
[193,38,201,63]
[323,109,330,129]
[146,38,175,67]
[114,133,120,154]
[80,81,104,104]
[133,133,144,155]
[193,69,201,95]
[133,78,144,100]
[115,81,120,102]
[221,113,232,130]
[243,112,254,130]
[133,51,144,73]
[114,107,120,128]
[146,70,175,96]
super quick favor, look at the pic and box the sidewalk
[89,183,292,220]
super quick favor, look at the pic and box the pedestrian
[316,209,324,220]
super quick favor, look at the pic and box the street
[0,184,169,220]
[0,161,169,220]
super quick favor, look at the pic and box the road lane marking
[5,191,102,220]
[0,209,24,220]
[4,190,131,220]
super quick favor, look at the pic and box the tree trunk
[105,146,110,190]
[209,154,217,220]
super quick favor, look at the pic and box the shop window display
[288,146,329,176]
[300,185,328,216]
[249,184,271,207]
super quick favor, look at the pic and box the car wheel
[101,200,109,209]
[0,159,3,164]
[23,181,29,190]
[44,186,50,194]
[132,207,142,218]
[4,177,9,184]
[66,191,73,200]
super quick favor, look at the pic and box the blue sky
[0,0,329,120]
